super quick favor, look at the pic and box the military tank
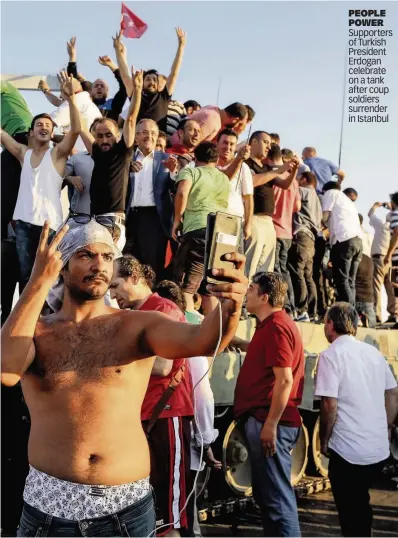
[197,320,398,522]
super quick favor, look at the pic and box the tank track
[197,463,398,523]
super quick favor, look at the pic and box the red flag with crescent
[120,3,148,39]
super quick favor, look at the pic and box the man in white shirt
[50,78,102,153]
[0,72,80,290]
[322,181,363,305]
[216,129,254,246]
[124,119,176,278]
[368,202,398,323]
[315,302,398,537]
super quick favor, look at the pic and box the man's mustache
[83,273,109,283]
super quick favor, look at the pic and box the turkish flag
[120,3,148,39]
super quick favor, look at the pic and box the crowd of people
[1,27,398,538]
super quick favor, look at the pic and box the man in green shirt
[172,142,229,312]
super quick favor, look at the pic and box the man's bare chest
[31,321,127,382]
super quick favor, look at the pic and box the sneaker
[387,315,398,324]
[297,312,310,322]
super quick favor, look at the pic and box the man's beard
[67,282,109,303]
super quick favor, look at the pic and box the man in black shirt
[114,28,187,132]
[244,131,296,279]
[80,70,143,250]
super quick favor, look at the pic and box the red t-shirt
[272,180,300,239]
[233,310,304,427]
[139,293,194,421]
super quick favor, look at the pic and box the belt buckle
[89,486,105,497]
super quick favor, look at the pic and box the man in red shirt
[109,255,194,537]
[234,272,304,537]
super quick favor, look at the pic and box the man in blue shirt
[302,147,345,193]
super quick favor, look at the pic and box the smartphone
[203,212,243,285]
[389,267,398,284]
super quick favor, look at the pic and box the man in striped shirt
[385,192,398,326]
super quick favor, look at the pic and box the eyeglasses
[67,212,115,235]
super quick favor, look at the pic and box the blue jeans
[14,220,55,292]
[356,301,377,328]
[245,417,301,537]
[17,492,156,537]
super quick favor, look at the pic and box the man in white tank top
[0,72,81,290]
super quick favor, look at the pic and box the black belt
[131,206,156,212]
[372,254,384,259]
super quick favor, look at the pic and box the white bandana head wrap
[46,220,122,312]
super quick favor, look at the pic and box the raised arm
[166,27,187,95]
[222,145,251,180]
[38,79,64,107]
[113,31,133,98]
[273,159,300,190]
[98,55,128,121]
[54,71,81,160]
[122,69,142,148]
[1,223,68,387]
[141,252,248,358]
[80,129,95,155]
[66,36,79,79]
[0,128,28,163]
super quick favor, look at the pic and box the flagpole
[338,45,348,169]
[216,77,222,106]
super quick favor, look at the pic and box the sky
[1,0,397,227]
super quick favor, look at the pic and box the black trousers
[288,233,317,316]
[329,450,386,537]
[275,238,295,313]
[313,236,328,317]
[124,207,169,281]
[330,236,363,305]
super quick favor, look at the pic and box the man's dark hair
[217,128,238,142]
[245,105,255,122]
[143,69,159,80]
[281,148,294,160]
[155,280,187,313]
[194,142,218,164]
[390,192,398,206]
[358,213,364,225]
[301,171,317,188]
[30,113,56,131]
[270,133,280,144]
[343,187,358,198]
[252,272,288,308]
[323,181,341,193]
[178,117,198,132]
[223,103,247,120]
[326,302,358,336]
[268,144,282,162]
[116,255,155,289]
[90,117,119,133]
[157,130,167,140]
[249,130,270,144]
[184,100,201,110]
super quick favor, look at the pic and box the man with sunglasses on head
[1,218,248,537]
[79,69,143,252]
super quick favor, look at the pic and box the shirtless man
[1,219,247,537]
[0,71,80,290]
